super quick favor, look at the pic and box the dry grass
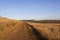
[27,22,60,40]
[0,17,60,40]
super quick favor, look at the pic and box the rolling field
[27,22,60,40]
[0,17,60,40]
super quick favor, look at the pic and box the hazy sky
[0,0,60,20]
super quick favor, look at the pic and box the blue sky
[0,0,60,20]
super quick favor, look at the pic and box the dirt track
[0,21,46,40]
[0,18,60,40]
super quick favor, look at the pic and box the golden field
[0,17,60,40]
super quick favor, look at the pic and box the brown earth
[22,20,60,23]
[0,17,60,40]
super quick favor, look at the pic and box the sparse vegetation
[0,17,60,40]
